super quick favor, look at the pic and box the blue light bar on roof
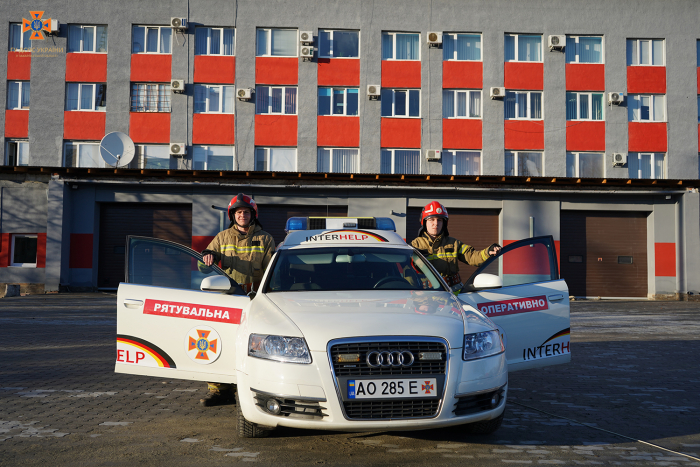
[285,217,307,232]
[285,216,396,232]
[375,217,396,231]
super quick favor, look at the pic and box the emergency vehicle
[115,217,570,437]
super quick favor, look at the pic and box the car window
[266,247,446,292]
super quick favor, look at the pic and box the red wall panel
[36,233,46,268]
[0,233,10,267]
[442,119,482,149]
[627,66,666,94]
[317,116,360,147]
[443,61,482,89]
[655,242,676,277]
[256,57,298,85]
[628,122,667,152]
[565,64,605,91]
[255,115,297,146]
[129,113,170,144]
[4,110,29,138]
[382,61,421,88]
[130,54,172,82]
[318,59,360,86]
[380,118,421,148]
[66,53,107,82]
[193,114,235,145]
[63,112,106,141]
[69,233,93,269]
[566,121,605,152]
[192,236,215,253]
[504,120,544,150]
[7,52,31,80]
[504,62,543,90]
[194,56,235,84]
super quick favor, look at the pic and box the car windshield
[266,247,447,292]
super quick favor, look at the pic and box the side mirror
[473,273,503,290]
[200,275,247,295]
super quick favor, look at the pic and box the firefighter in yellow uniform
[411,201,501,293]
[198,193,275,406]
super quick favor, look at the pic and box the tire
[236,392,271,438]
[463,412,504,435]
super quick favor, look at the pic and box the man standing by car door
[198,193,276,406]
[411,201,501,294]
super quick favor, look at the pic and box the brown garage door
[258,205,348,245]
[560,211,648,297]
[98,203,192,288]
[407,207,500,280]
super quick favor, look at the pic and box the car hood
[264,290,495,351]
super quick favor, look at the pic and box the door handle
[123,299,144,309]
[548,294,564,302]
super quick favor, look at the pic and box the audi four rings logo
[366,350,415,367]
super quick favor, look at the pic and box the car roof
[280,229,410,249]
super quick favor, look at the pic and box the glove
[201,249,221,263]
[487,243,501,256]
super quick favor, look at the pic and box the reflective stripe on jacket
[411,233,490,278]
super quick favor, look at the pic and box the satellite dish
[100,132,135,167]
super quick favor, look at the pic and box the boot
[200,382,233,406]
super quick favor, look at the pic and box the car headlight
[463,330,504,361]
[248,334,312,364]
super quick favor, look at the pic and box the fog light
[490,393,500,408]
[266,398,281,415]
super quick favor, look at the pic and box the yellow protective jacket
[199,223,276,288]
[411,232,490,279]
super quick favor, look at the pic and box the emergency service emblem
[185,326,221,364]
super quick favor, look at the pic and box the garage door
[258,205,348,245]
[560,211,648,298]
[407,207,500,280]
[98,203,192,288]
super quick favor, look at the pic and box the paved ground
[1,294,699,466]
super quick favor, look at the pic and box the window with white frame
[566,152,605,178]
[627,39,664,66]
[380,149,420,174]
[256,86,297,114]
[132,26,172,54]
[9,23,31,51]
[565,36,603,63]
[319,30,359,58]
[195,27,234,55]
[381,32,420,60]
[68,25,108,53]
[135,144,170,169]
[504,34,542,62]
[443,89,481,118]
[628,94,665,122]
[193,145,236,171]
[66,83,106,111]
[5,141,29,166]
[318,88,359,116]
[505,91,542,119]
[318,148,359,173]
[63,142,104,168]
[7,81,30,110]
[505,151,543,177]
[442,150,481,175]
[443,33,481,61]
[628,153,665,179]
[381,89,420,117]
[10,234,37,267]
[254,147,296,172]
[566,92,604,120]
[256,28,297,57]
[194,84,235,113]
[130,83,171,112]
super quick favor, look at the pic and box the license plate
[347,378,438,399]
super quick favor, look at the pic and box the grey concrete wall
[0,184,47,232]
[653,201,677,294]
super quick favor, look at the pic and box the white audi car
[116,217,570,437]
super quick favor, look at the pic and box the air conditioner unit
[171,79,185,93]
[45,19,60,35]
[171,17,188,31]
[612,153,627,167]
[548,35,565,50]
[300,31,313,45]
[427,31,443,46]
[425,149,442,161]
[490,87,505,99]
[367,85,381,99]
[237,87,252,100]
[608,92,624,105]
[170,143,186,157]
[301,46,314,60]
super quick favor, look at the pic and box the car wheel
[463,412,504,435]
[236,392,271,438]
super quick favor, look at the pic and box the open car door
[457,236,570,372]
[115,236,249,383]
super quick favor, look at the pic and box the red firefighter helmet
[228,193,258,224]
[419,201,449,236]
